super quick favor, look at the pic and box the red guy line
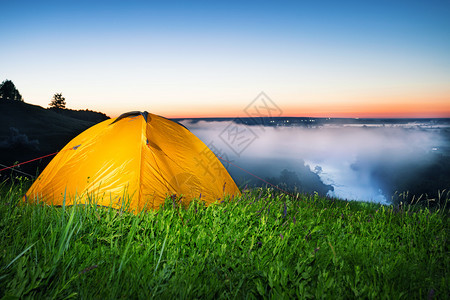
[0,145,80,173]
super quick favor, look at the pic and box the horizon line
[167,115,450,120]
[7,99,449,120]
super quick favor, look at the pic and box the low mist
[0,127,39,151]
[182,120,450,204]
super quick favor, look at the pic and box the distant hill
[0,100,109,178]
[48,107,109,123]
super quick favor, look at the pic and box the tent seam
[137,116,145,211]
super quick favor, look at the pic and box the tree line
[0,79,67,109]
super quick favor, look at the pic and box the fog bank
[182,120,449,204]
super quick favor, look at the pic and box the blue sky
[1,0,449,117]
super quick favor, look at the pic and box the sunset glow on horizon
[1,0,449,119]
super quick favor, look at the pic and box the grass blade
[4,242,37,269]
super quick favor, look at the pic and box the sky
[1,0,449,118]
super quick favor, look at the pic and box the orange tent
[25,111,240,212]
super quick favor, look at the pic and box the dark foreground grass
[0,179,448,299]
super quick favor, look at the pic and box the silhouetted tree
[49,93,66,109]
[0,80,23,101]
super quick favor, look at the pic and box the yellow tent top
[25,111,240,212]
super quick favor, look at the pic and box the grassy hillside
[0,180,448,299]
[0,100,95,145]
[0,100,109,178]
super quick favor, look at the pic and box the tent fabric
[25,111,240,212]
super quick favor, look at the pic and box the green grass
[0,178,448,299]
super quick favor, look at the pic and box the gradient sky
[1,0,449,118]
